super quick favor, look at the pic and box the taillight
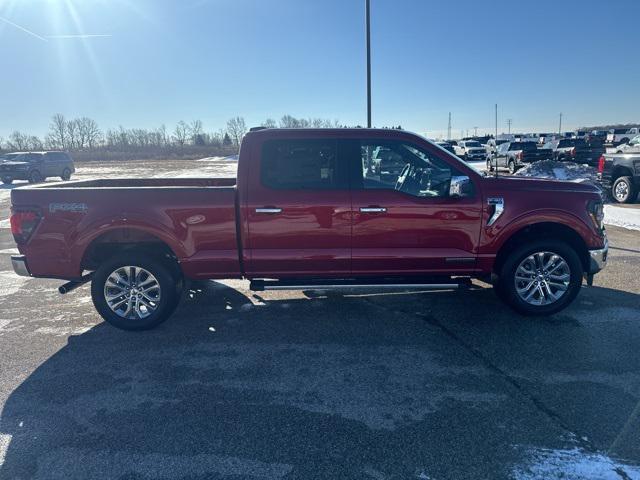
[517,151,523,160]
[570,147,576,157]
[10,209,41,244]
[598,155,605,173]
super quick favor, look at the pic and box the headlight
[588,200,604,231]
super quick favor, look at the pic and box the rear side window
[47,152,70,162]
[261,139,345,190]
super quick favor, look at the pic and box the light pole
[558,113,563,136]
[366,0,372,128]
[495,104,498,139]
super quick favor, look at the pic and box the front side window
[261,139,344,190]
[359,141,462,198]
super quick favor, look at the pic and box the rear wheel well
[612,165,633,181]
[81,228,181,277]
[494,222,589,275]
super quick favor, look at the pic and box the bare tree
[27,135,43,150]
[279,114,299,128]
[76,117,102,149]
[7,131,30,151]
[66,119,78,150]
[226,116,247,148]
[173,121,189,147]
[48,114,68,150]
[263,118,277,128]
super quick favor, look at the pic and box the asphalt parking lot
[1,159,640,479]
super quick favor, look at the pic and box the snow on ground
[466,159,488,173]
[605,205,640,231]
[513,447,640,480]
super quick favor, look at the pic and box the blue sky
[1,0,639,139]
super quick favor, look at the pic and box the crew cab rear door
[346,138,483,275]
[244,137,351,277]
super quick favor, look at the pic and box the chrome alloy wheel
[514,252,570,306]
[615,181,629,201]
[104,266,161,319]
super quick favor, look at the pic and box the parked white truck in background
[607,127,640,146]
[615,135,640,154]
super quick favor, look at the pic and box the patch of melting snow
[34,325,93,336]
[0,218,10,229]
[0,271,29,296]
[604,205,640,231]
[0,434,11,466]
[513,447,640,480]
[0,248,19,255]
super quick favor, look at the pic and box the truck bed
[11,177,241,280]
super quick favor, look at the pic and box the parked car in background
[9,127,608,329]
[614,135,640,154]
[488,141,553,173]
[452,140,486,161]
[0,151,74,184]
[599,153,640,203]
[545,138,605,166]
[606,127,640,146]
[435,141,456,154]
[537,133,556,145]
[590,130,609,142]
[485,139,509,159]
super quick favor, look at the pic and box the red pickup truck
[10,128,608,330]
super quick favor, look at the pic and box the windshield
[464,141,481,148]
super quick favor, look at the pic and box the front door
[245,137,351,277]
[347,139,483,275]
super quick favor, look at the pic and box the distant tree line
[0,114,347,161]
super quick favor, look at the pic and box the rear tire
[1,177,12,185]
[508,160,516,174]
[29,170,43,184]
[61,168,72,181]
[91,253,181,330]
[496,240,583,316]
[611,176,637,203]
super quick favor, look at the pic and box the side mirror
[449,175,473,197]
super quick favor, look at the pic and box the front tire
[611,176,637,203]
[61,168,72,181]
[487,158,494,172]
[1,177,12,185]
[496,240,583,316]
[91,253,180,330]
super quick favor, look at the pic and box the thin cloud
[46,34,112,39]
[0,16,48,42]
[0,16,110,42]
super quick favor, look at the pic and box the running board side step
[249,277,471,292]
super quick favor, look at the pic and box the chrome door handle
[255,207,282,214]
[360,207,387,213]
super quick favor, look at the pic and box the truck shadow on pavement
[2,281,640,479]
